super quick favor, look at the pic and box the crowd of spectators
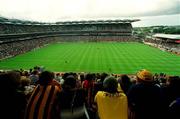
[0,66,180,119]
[0,22,132,35]
[0,37,59,59]
[0,24,63,34]
[144,38,180,55]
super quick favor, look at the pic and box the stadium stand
[144,34,180,55]
[0,17,140,59]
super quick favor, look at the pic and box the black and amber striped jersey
[24,84,61,119]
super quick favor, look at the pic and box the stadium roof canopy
[0,16,140,25]
[55,19,140,25]
[153,34,180,40]
[153,33,180,43]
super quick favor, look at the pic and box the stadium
[0,0,180,119]
[0,17,179,75]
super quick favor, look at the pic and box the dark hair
[119,74,132,94]
[62,72,70,79]
[168,76,180,87]
[80,73,85,83]
[32,70,38,75]
[0,71,21,90]
[56,73,60,76]
[63,75,76,90]
[103,76,118,93]
[100,73,108,82]
[39,71,54,85]
[85,73,94,81]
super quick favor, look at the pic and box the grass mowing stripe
[0,42,179,75]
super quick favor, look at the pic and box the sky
[0,0,180,27]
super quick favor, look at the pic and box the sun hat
[136,69,153,82]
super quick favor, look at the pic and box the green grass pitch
[0,42,180,75]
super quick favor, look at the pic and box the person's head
[62,72,70,79]
[167,76,180,87]
[80,73,85,81]
[100,73,109,82]
[39,71,54,85]
[29,68,33,73]
[8,71,21,88]
[103,76,118,93]
[136,69,154,83]
[0,71,21,90]
[32,70,39,75]
[85,73,94,81]
[20,76,31,87]
[56,73,60,77]
[63,75,76,90]
[120,74,131,84]
[119,74,132,92]
[23,71,29,77]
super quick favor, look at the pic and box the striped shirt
[24,84,61,119]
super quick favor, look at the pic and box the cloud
[132,14,180,27]
[81,0,180,18]
[0,0,179,22]
[134,0,180,16]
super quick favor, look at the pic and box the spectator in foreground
[94,76,128,119]
[24,71,61,119]
[55,73,61,82]
[82,73,96,119]
[0,71,27,119]
[118,74,132,95]
[58,75,89,119]
[163,76,180,107]
[82,73,95,107]
[94,72,109,94]
[127,69,164,119]
[163,76,180,119]
[29,70,39,85]
[169,97,180,119]
[19,76,35,99]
